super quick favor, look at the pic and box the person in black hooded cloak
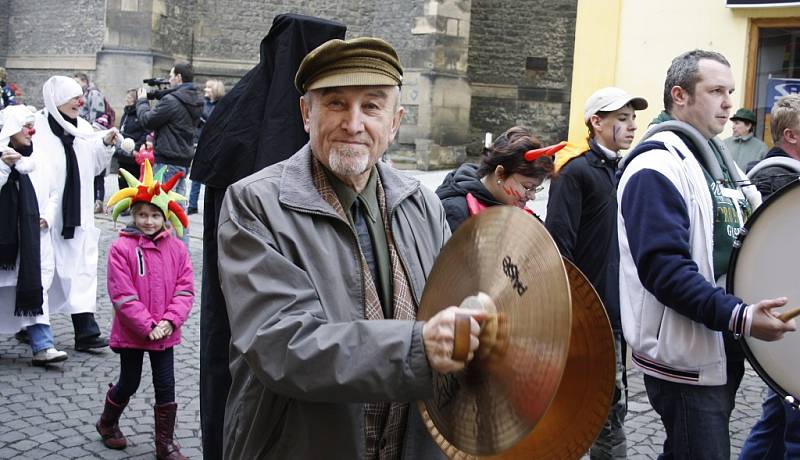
[189,14,346,459]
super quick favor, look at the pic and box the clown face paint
[10,123,35,148]
[57,95,84,119]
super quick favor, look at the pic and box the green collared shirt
[325,167,393,318]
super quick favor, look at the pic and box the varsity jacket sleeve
[545,169,582,261]
[161,242,194,329]
[107,243,158,338]
[620,168,744,333]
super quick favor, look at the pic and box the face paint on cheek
[503,185,522,200]
[613,124,620,145]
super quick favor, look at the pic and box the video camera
[143,78,172,100]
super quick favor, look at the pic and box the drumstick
[778,307,800,323]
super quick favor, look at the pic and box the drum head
[729,179,800,402]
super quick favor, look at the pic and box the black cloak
[194,14,346,460]
[190,13,346,187]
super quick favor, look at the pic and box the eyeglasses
[511,176,544,198]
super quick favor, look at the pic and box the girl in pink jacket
[96,160,192,460]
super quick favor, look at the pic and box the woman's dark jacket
[435,163,503,232]
[116,104,147,171]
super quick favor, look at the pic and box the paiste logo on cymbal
[502,255,528,296]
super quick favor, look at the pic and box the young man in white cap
[545,87,647,459]
[0,105,68,364]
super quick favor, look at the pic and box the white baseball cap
[584,87,648,122]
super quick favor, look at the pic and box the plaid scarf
[312,159,417,460]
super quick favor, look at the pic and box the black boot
[96,384,128,449]
[72,313,108,351]
[154,402,187,460]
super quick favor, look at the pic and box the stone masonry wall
[7,0,105,56]
[0,0,8,64]
[3,0,106,108]
[191,1,394,65]
[9,69,80,108]
[467,0,577,154]
[190,1,423,151]
[152,0,196,58]
[2,0,577,162]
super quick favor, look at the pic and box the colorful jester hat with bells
[107,159,189,237]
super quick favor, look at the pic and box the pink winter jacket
[107,226,194,350]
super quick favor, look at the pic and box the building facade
[0,0,578,169]
[566,0,800,149]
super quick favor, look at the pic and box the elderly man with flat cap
[217,37,482,459]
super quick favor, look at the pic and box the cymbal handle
[452,313,471,362]
[778,306,800,323]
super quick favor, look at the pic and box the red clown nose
[77,98,85,107]
[25,127,36,136]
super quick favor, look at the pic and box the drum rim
[727,179,800,404]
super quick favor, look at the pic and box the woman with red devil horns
[435,125,563,232]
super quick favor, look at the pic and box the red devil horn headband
[524,141,567,162]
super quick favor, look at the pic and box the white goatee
[328,145,371,177]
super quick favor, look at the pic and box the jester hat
[107,159,189,237]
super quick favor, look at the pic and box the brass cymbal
[417,206,572,456]
[420,258,616,459]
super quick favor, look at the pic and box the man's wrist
[729,303,751,338]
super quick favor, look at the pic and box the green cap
[294,37,403,93]
[730,108,757,124]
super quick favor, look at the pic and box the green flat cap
[730,108,757,124]
[294,37,403,93]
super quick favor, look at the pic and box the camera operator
[136,62,203,244]
[143,78,171,100]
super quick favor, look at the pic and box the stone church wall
[0,0,577,168]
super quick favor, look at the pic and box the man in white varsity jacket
[617,49,796,459]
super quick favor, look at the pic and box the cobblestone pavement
[0,177,778,459]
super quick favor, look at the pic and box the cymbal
[417,206,572,456]
[420,258,616,459]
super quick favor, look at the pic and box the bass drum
[728,178,800,406]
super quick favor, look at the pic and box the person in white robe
[0,104,67,364]
[31,76,117,351]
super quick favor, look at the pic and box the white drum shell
[732,181,800,402]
